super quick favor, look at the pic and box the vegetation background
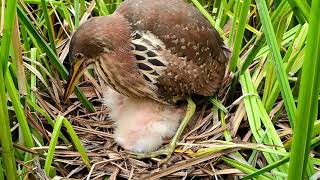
[0,0,319,179]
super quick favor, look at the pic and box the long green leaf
[221,156,273,180]
[44,115,64,175]
[286,0,310,22]
[63,119,91,169]
[0,0,18,178]
[255,0,296,127]
[229,0,251,72]
[288,0,320,179]
[5,68,34,148]
[40,0,56,54]
[74,0,80,27]
[242,156,290,180]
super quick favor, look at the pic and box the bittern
[64,0,229,160]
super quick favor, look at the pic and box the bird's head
[64,15,130,100]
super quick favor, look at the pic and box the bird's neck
[97,51,154,99]
[95,15,163,101]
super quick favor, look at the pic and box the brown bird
[64,0,229,160]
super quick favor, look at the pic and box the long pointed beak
[64,59,87,101]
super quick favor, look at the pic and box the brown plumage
[65,0,229,153]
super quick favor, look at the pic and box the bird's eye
[75,53,84,59]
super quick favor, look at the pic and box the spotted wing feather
[131,31,168,84]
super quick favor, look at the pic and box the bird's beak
[64,59,87,100]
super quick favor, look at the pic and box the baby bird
[103,87,185,152]
[64,0,228,159]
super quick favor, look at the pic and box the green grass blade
[286,0,310,22]
[0,79,17,180]
[95,0,109,15]
[23,0,62,5]
[74,0,80,27]
[5,68,34,148]
[242,156,290,180]
[229,0,251,72]
[30,48,37,102]
[44,115,91,175]
[209,97,228,113]
[1,0,16,72]
[240,1,291,73]
[228,0,240,46]
[60,3,75,31]
[79,0,85,17]
[240,71,288,173]
[255,0,296,127]
[40,0,56,54]
[288,0,320,179]
[239,35,265,74]
[0,0,18,178]
[63,119,92,169]
[221,156,273,180]
[244,132,320,180]
[44,115,64,175]
[0,159,3,180]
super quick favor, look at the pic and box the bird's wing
[116,0,227,65]
[130,30,168,85]
[116,0,229,103]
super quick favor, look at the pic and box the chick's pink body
[103,87,186,152]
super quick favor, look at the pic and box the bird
[64,0,229,160]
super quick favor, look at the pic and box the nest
[28,70,254,179]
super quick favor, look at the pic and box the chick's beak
[64,59,87,101]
